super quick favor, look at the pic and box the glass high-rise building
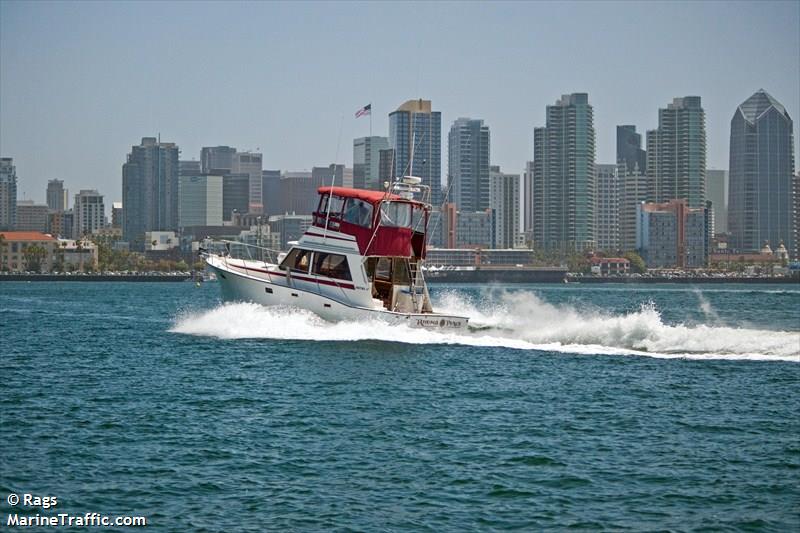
[389,99,442,206]
[73,189,105,239]
[646,96,706,208]
[728,90,795,254]
[448,118,490,213]
[353,136,389,191]
[531,93,596,251]
[0,157,17,230]
[122,137,180,249]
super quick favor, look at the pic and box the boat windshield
[380,201,413,228]
[342,198,373,228]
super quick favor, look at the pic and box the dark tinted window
[312,253,352,281]
[280,248,312,273]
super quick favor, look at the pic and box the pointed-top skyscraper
[728,89,795,254]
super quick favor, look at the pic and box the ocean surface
[1,281,799,531]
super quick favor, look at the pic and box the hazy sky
[1,0,798,204]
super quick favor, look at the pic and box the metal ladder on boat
[408,260,426,313]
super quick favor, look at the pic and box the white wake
[171,291,800,362]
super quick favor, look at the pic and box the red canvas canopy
[314,187,428,258]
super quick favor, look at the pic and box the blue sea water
[1,281,799,531]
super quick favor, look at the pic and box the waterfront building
[144,231,179,251]
[595,164,620,251]
[0,231,57,272]
[353,136,390,190]
[262,170,282,217]
[425,248,536,267]
[200,146,237,174]
[232,151,263,215]
[646,96,706,208]
[122,137,180,250]
[222,174,250,222]
[15,201,49,232]
[178,175,223,227]
[46,179,67,212]
[280,171,315,215]
[728,90,795,255]
[590,256,630,276]
[440,204,494,249]
[73,190,105,239]
[448,118,490,212]
[57,238,99,271]
[46,209,73,239]
[0,158,17,230]
[706,169,728,235]
[389,99,443,206]
[531,93,596,251]
[489,166,521,249]
[636,199,709,268]
[179,160,201,177]
[267,214,313,250]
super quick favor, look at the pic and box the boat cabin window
[375,257,392,281]
[279,248,312,273]
[317,194,345,217]
[312,252,352,281]
[342,198,373,228]
[380,201,413,228]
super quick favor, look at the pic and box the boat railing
[204,239,283,265]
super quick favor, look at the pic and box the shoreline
[0,272,796,284]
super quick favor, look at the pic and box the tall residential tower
[531,93,596,251]
[646,96,706,208]
[448,118,490,213]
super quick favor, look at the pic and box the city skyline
[1,1,797,204]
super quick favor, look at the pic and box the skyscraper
[646,96,706,208]
[0,158,18,230]
[353,136,390,190]
[222,174,250,222]
[595,164,620,251]
[179,175,223,227]
[616,126,648,251]
[200,146,237,174]
[179,160,201,177]
[448,118,490,212]
[389,99,442,206]
[616,125,647,174]
[728,90,795,254]
[262,170,282,217]
[232,152,263,214]
[489,166,520,249]
[706,169,728,235]
[73,189,105,238]
[46,179,67,212]
[531,93,596,251]
[122,137,180,249]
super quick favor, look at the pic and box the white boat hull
[206,258,468,329]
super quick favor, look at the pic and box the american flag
[355,103,371,118]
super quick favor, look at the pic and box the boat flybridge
[202,177,468,329]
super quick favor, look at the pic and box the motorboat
[202,178,468,329]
